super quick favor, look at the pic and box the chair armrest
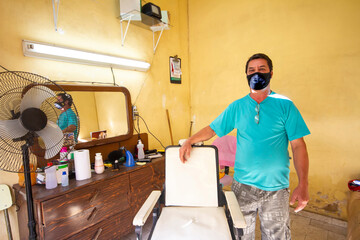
[133,190,162,226]
[224,191,247,229]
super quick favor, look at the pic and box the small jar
[94,153,104,174]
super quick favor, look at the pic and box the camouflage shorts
[231,180,291,240]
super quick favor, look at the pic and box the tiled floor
[122,208,347,240]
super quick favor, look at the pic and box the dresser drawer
[65,208,133,240]
[41,174,130,239]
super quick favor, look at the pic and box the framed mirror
[57,84,133,149]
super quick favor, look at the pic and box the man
[179,53,310,239]
[55,93,78,141]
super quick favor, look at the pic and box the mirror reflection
[36,84,133,168]
[50,84,133,149]
[68,91,128,142]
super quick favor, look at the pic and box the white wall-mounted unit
[119,0,170,53]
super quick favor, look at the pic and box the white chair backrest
[165,146,219,207]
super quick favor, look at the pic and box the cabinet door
[130,166,154,211]
[151,160,165,191]
[41,174,130,240]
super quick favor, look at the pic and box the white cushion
[151,207,232,240]
[165,146,219,207]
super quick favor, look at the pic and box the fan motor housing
[21,108,48,131]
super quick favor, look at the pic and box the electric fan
[0,71,80,240]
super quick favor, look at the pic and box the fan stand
[21,142,37,240]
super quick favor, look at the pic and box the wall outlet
[132,105,138,120]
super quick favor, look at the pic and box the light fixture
[22,40,150,72]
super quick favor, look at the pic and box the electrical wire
[133,54,155,105]
[137,114,165,149]
[1,64,119,86]
[137,115,141,139]
[53,80,119,86]
[0,64,10,72]
[110,67,116,86]
[133,114,141,141]
[133,119,140,135]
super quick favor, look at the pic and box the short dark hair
[57,93,73,106]
[245,53,273,73]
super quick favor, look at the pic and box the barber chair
[133,145,246,240]
[212,135,236,188]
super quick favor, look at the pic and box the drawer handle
[92,228,102,240]
[87,207,98,221]
[89,189,100,203]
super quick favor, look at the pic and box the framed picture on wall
[169,56,182,84]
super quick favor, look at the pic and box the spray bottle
[137,139,145,160]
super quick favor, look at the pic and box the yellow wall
[1,0,359,238]
[0,0,189,239]
[188,0,360,220]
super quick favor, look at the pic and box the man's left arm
[63,110,77,133]
[289,137,309,213]
[62,125,76,133]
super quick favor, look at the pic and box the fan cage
[0,71,80,173]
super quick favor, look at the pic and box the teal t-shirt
[210,92,310,191]
[57,108,78,140]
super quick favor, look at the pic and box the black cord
[133,121,140,135]
[53,80,119,86]
[110,67,116,86]
[137,115,141,140]
[133,115,141,140]
[0,64,10,72]
[137,114,165,149]
[0,65,119,87]
[133,51,155,105]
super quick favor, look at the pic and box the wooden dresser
[13,157,165,240]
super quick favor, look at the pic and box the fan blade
[20,85,55,112]
[0,119,28,140]
[36,121,64,159]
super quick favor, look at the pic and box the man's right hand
[178,126,216,163]
[179,140,192,163]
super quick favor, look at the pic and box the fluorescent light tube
[22,40,150,72]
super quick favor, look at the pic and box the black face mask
[54,101,65,109]
[247,72,271,90]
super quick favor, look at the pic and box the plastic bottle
[94,153,104,174]
[67,146,75,175]
[137,139,145,160]
[61,171,69,186]
[60,147,68,160]
[45,163,57,189]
